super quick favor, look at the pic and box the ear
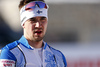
[22,24,25,28]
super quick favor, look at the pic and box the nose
[35,22,41,28]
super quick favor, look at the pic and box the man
[0,0,67,67]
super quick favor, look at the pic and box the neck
[24,33,43,48]
[28,40,43,48]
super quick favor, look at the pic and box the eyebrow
[41,17,46,19]
[29,18,35,21]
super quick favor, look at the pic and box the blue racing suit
[0,36,67,67]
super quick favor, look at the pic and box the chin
[33,37,43,42]
[34,39,43,42]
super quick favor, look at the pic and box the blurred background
[0,0,100,67]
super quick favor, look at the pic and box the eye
[40,17,47,21]
[30,18,35,21]
[29,18,36,23]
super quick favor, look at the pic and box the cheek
[24,23,34,32]
[43,22,48,31]
[31,24,35,30]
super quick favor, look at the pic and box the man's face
[23,16,48,42]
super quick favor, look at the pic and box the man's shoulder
[2,41,18,50]
[0,41,18,60]
[48,45,63,56]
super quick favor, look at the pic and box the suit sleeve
[0,49,16,67]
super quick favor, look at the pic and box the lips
[34,29,42,35]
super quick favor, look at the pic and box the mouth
[34,30,42,35]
